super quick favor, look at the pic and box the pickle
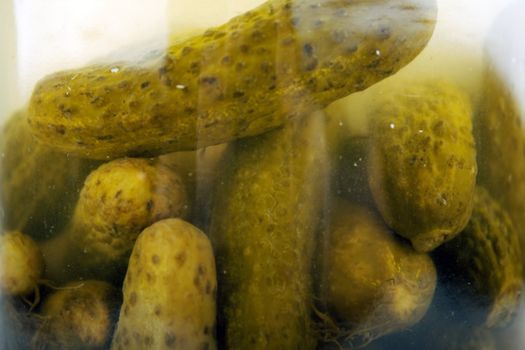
[0,111,98,240]
[318,200,436,349]
[32,280,120,349]
[436,187,524,328]
[0,231,43,297]
[41,158,188,283]
[28,0,436,159]
[368,81,477,252]
[475,67,525,268]
[210,112,329,349]
[111,219,217,350]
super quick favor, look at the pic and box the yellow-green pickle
[210,111,329,349]
[40,157,189,283]
[31,280,120,350]
[368,81,477,253]
[5,0,525,349]
[436,187,524,328]
[317,200,436,349]
[111,218,217,350]
[27,0,436,159]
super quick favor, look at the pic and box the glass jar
[1,0,524,349]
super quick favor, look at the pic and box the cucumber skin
[211,112,329,349]
[28,0,437,159]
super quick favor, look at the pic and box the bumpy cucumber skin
[28,0,436,159]
[33,280,120,349]
[61,158,188,281]
[368,81,477,253]
[475,68,525,272]
[111,219,217,350]
[321,200,436,348]
[210,112,328,349]
[1,111,99,240]
[438,187,524,328]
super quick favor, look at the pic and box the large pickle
[368,81,477,252]
[436,187,524,328]
[0,111,98,240]
[210,111,329,349]
[28,0,436,159]
[318,200,436,349]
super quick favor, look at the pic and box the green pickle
[368,81,477,253]
[27,0,436,159]
[210,112,329,349]
[437,187,524,328]
[318,200,436,349]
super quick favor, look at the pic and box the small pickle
[32,280,120,350]
[368,81,477,252]
[319,200,436,349]
[0,111,98,240]
[210,112,329,350]
[28,0,436,159]
[437,187,524,328]
[111,218,217,350]
[0,231,43,297]
[41,158,188,282]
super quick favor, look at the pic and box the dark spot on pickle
[200,76,218,85]
[303,43,314,57]
[175,251,186,267]
[140,81,150,89]
[182,46,192,55]
[233,90,245,98]
[129,292,137,306]
[152,255,160,265]
[146,200,154,212]
[165,333,176,347]
[154,305,162,316]
[240,44,250,54]
[221,56,232,65]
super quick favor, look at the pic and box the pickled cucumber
[28,0,437,159]
[0,111,98,240]
[475,68,525,268]
[111,218,217,350]
[436,187,524,328]
[318,200,436,348]
[41,158,188,282]
[368,81,477,252]
[210,111,329,349]
[0,231,43,297]
[32,280,120,349]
